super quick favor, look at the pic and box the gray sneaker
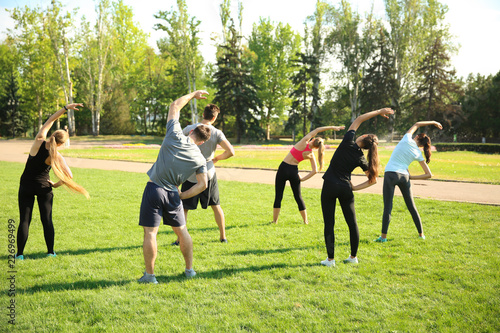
[343,256,358,264]
[138,272,158,284]
[185,268,197,278]
[321,258,336,267]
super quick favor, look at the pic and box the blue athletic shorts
[181,173,220,210]
[139,182,186,228]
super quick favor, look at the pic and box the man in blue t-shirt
[138,90,211,284]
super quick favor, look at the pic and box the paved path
[2,139,500,206]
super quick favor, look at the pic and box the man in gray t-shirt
[174,104,234,244]
[138,90,211,284]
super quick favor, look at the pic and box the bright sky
[1,0,499,78]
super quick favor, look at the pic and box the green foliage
[1,161,499,331]
[434,143,500,153]
[248,18,301,140]
[213,23,262,143]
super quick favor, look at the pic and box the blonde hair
[49,130,90,198]
[310,137,325,171]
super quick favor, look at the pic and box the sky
[1,0,499,79]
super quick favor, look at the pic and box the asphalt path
[1,139,499,206]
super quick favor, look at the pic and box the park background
[1,0,499,332]
[0,0,499,144]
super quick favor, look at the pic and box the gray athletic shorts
[139,181,186,228]
[181,173,220,210]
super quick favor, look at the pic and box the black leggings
[321,179,358,259]
[17,184,55,255]
[273,162,306,211]
[382,172,422,234]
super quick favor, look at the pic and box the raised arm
[213,139,235,164]
[36,103,83,140]
[302,126,345,142]
[348,108,394,131]
[407,121,443,135]
[179,172,208,200]
[168,90,209,122]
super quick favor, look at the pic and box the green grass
[60,146,500,184]
[1,161,499,332]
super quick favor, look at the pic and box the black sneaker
[220,239,228,243]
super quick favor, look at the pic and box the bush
[434,143,500,153]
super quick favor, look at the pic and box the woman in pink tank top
[272,125,344,224]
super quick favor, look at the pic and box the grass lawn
[1,161,499,332]
[61,146,500,184]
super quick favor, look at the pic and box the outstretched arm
[168,90,209,122]
[302,126,345,143]
[407,121,443,135]
[348,108,394,131]
[213,139,235,164]
[36,103,83,140]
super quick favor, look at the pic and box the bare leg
[175,209,189,244]
[172,225,193,270]
[299,209,308,224]
[272,208,280,224]
[211,205,226,240]
[143,226,159,274]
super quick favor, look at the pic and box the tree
[9,5,59,135]
[213,23,261,143]
[359,27,398,137]
[411,35,463,137]
[289,51,317,137]
[325,0,378,123]
[46,0,77,135]
[248,18,301,140]
[154,0,204,124]
[0,40,26,137]
[384,0,451,137]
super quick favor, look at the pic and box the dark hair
[360,134,379,183]
[203,104,220,121]
[416,133,431,164]
[192,124,211,142]
[310,137,325,171]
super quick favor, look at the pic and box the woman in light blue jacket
[375,121,442,242]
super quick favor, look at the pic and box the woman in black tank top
[16,103,88,260]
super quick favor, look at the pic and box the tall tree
[213,23,261,143]
[154,0,204,124]
[384,0,450,136]
[411,36,463,132]
[326,0,378,123]
[359,27,398,137]
[46,0,77,134]
[248,18,301,140]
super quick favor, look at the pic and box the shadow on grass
[14,279,132,295]
[156,262,300,283]
[0,245,142,260]
[232,246,315,256]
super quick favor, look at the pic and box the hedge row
[434,143,500,153]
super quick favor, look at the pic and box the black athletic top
[323,130,369,185]
[20,142,51,188]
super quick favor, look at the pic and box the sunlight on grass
[1,161,499,332]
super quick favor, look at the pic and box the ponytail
[49,131,90,198]
[416,133,431,164]
[361,134,379,183]
[311,138,325,171]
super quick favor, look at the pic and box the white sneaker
[320,258,336,267]
[343,256,358,264]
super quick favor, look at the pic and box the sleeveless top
[20,142,51,188]
[290,143,312,163]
